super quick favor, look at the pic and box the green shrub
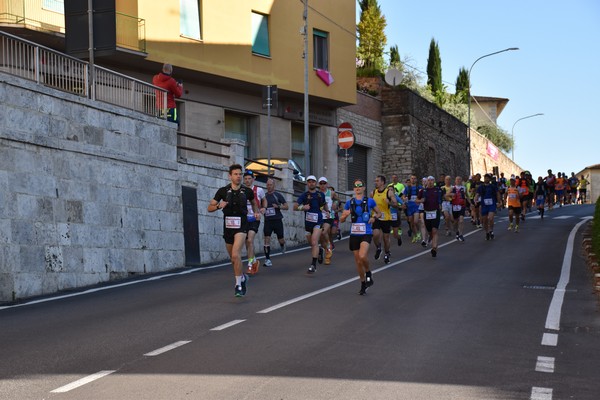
[593,196,600,257]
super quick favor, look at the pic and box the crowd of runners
[209,164,590,297]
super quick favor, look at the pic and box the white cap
[306,175,317,181]
[318,176,328,183]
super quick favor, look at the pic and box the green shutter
[252,12,270,56]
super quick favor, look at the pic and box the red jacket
[152,72,182,109]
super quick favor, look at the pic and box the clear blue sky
[363,0,600,178]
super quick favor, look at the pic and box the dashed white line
[531,386,553,400]
[210,319,246,331]
[535,356,555,373]
[144,340,191,356]
[50,370,116,393]
[553,215,573,219]
[541,333,558,346]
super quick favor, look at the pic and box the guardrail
[0,30,166,117]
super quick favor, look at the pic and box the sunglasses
[354,183,364,188]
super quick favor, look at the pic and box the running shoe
[234,285,243,297]
[384,252,390,264]
[490,231,495,240]
[486,232,490,241]
[264,259,272,267]
[431,248,437,257]
[374,247,382,260]
[318,247,324,264]
[508,223,513,231]
[421,240,427,248]
[515,226,519,233]
[458,235,465,242]
[358,281,367,295]
[307,265,316,274]
[337,232,342,240]
[365,271,374,287]
[415,232,422,241]
[411,236,418,243]
[456,234,460,241]
[241,274,248,295]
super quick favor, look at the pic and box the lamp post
[467,47,519,174]
[511,113,544,161]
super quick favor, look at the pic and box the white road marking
[50,370,115,393]
[541,333,558,346]
[545,217,592,330]
[553,215,573,219]
[210,319,246,331]
[531,386,553,400]
[143,340,191,356]
[535,356,555,373]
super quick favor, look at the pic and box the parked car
[244,158,306,183]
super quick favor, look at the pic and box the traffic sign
[337,122,354,150]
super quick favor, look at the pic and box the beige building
[1,0,357,179]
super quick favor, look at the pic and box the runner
[468,174,482,228]
[416,176,443,257]
[506,178,522,232]
[208,164,258,297]
[403,175,422,244]
[296,175,329,274]
[554,172,567,207]
[477,173,500,240]
[440,175,454,236]
[340,178,382,295]
[262,178,288,267]
[498,172,508,210]
[418,177,429,247]
[371,175,397,264]
[318,177,334,265]
[329,187,341,248]
[578,175,589,204]
[243,170,265,275]
[449,176,467,242]
[544,169,556,210]
[516,172,531,222]
[389,174,406,246]
[534,176,547,219]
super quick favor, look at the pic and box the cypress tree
[455,67,470,104]
[426,38,442,94]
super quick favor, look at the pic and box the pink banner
[486,142,499,161]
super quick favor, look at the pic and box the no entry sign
[337,122,354,150]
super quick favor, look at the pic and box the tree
[455,67,469,104]
[357,0,387,74]
[476,124,514,153]
[389,44,401,68]
[426,38,443,95]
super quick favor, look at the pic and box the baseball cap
[318,176,328,183]
[306,175,317,181]
[243,170,254,177]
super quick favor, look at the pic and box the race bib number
[484,198,493,206]
[425,211,437,220]
[410,195,417,202]
[452,204,462,212]
[391,213,398,221]
[508,193,517,199]
[305,212,319,223]
[225,216,241,229]
[351,223,366,234]
[537,195,545,201]
[265,207,276,217]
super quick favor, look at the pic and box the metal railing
[0,30,166,117]
[0,1,146,53]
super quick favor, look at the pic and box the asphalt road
[1,204,598,400]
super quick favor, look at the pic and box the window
[251,12,270,57]
[180,0,201,40]
[313,29,329,70]
[43,0,64,13]
[225,112,251,158]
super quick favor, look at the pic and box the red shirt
[152,72,182,109]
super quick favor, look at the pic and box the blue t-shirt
[297,190,325,224]
[344,197,377,235]
[477,183,498,205]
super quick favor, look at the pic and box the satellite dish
[384,68,403,86]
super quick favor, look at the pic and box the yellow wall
[138,0,356,105]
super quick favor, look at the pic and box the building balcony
[0,1,146,54]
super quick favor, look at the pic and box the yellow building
[1,0,357,177]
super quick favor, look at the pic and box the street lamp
[511,113,544,161]
[467,47,519,173]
